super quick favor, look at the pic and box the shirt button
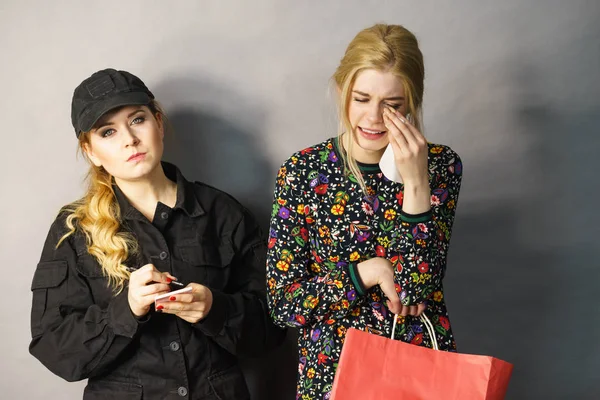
[159,251,168,260]
[169,341,180,351]
[177,386,188,397]
[161,211,169,220]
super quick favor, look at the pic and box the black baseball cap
[71,68,154,137]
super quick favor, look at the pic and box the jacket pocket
[208,364,250,400]
[31,261,68,337]
[179,238,233,267]
[31,261,68,290]
[178,240,234,288]
[83,380,142,400]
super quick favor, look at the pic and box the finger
[156,304,176,314]
[166,293,196,303]
[408,305,418,316]
[129,264,154,284]
[172,312,206,324]
[390,108,428,147]
[383,110,409,151]
[134,264,167,279]
[187,283,211,299]
[416,302,427,317]
[384,107,410,135]
[172,310,205,318]
[387,124,405,158]
[386,121,410,160]
[136,283,171,297]
[386,107,420,148]
[386,107,412,130]
[133,265,174,285]
[158,301,197,313]
[387,299,401,316]
[400,304,409,317]
[380,282,401,315]
[159,306,207,318]
[133,289,170,308]
[137,269,172,286]
[162,271,179,282]
[138,292,170,308]
[387,108,428,154]
[398,111,426,141]
[138,263,156,272]
[385,113,419,160]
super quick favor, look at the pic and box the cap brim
[77,91,152,135]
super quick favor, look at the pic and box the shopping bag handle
[391,313,439,351]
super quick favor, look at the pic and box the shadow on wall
[445,57,599,399]
[152,77,298,400]
[155,77,273,224]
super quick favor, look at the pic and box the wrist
[402,178,429,191]
[357,258,389,289]
[401,180,431,215]
[348,262,367,296]
[355,261,374,289]
[131,305,149,318]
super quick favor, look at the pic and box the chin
[114,159,160,182]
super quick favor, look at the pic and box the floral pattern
[267,137,462,399]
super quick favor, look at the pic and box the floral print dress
[266,137,463,399]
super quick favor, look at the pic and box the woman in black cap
[29,68,281,399]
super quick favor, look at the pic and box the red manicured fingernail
[156,305,164,310]
[169,296,176,301]
[166,278,173,283]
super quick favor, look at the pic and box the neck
[114,164,177,220]
[342,133,385,164]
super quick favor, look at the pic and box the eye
[101,129,115,138]
[131,116,145,124]
[385,103,402,110]
[353,97,368,103]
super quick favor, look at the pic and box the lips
[359,127,386,135]
[127,152,146,162]
[358,126,387,141]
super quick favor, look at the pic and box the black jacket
[29,163,283,399]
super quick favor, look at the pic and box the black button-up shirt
[30,163,282,399]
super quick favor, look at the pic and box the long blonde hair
[332,24,425,191]
[58,100,165,293]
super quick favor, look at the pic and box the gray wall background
[1,1,599,399]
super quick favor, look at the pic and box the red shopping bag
[331,315,513,399]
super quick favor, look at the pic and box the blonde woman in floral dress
[266,24,463,399]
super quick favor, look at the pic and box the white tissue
[379,144,403,183]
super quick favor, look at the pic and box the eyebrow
[94,108,146,130]
[352,90,405,101]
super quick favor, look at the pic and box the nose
[366,103,384,124]
[123,126,140,147]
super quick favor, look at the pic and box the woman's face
[84,105,164,182]
[346,69,407,162]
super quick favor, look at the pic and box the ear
[82,143,102,167]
